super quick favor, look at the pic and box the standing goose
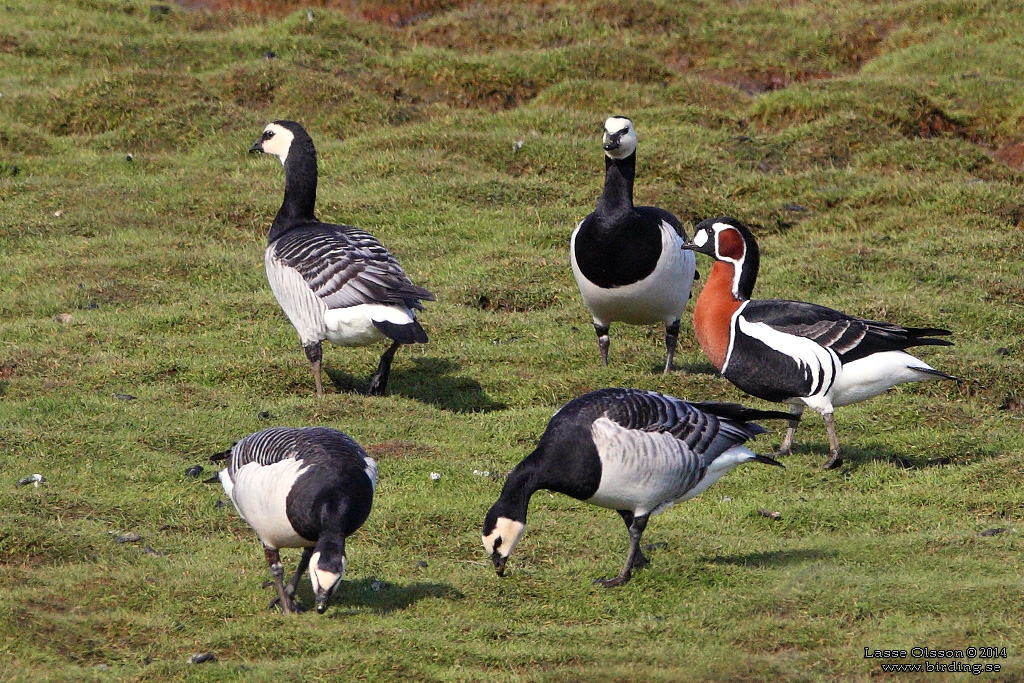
[250,120,434,396]
[482,388,788,587]
[210,426,377,614]
[684,216,955,469]
[570,116,698,373]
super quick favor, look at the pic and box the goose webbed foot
[631,551,650,569]
[593,572,631,588]
[823,452,844,470]
[267,593,306,614]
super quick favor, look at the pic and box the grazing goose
[481,388,788,587]
[684,216,955,469]
[250,120,434,396]
[210,426,377,614]
[570,116,698,372]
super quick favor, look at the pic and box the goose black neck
[491,455,542,523]
[735,229,761,301]
[314,530,347,560]
[595,152,636,216]
[269,137,318,243]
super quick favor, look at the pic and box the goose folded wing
[226,427,306,471]
[743,299,952,363]
[274,226,435,310]
[601,390,762,464]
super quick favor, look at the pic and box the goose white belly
[228,459,311,549]
[571,222,695,327]
[585,417,701,516]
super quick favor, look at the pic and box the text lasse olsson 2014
[864,647,1007,659]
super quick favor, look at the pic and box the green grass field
[2,0,1024,680]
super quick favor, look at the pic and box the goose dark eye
[616,127,629,136]
[264,130,275,140]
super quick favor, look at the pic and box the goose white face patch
[692,229,709,248]
[602,116,637,160]
[482,517,525,559]
[260,123,295,165]
[310,551,346,593]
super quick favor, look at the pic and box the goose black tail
[692,401,797,425]
[373,319,429,344]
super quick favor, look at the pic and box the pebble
[185,465,204,478]
[115,533,142,544]
[189,653,216,665]
[757,508,782,520]
[430,472,441,481]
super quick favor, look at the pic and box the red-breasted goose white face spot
[602,116,637,160]
[692,227,710,248]
[258,123,294,165]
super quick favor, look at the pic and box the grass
[2,0,1024,680]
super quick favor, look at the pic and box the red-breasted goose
[684,216,955,469]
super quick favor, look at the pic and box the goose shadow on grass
[674,360,721,376]
[299,579,463,617]
[325,357,506,413]
[776,443,998,472]
[706,548,835,569]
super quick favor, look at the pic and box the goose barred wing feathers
[272,225,435,311]
[592,388,787,465]
[216,426,377,486]
[741,299,952,364]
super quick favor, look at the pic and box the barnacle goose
[482,388,788,587]
[250,120,434,396]
[684,216,955,469]
[570,116,698,373]
[210,426,377,614]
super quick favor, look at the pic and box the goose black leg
[263,545,300,614]
[822,411,843,470]
[304,341,324,397]
[268,547,313,613]
[594,323,610,366]
[617,510,649,569]
[368,341,401,396]
[594,513,649,588]
[777,404,805,456]
[662,319,680,374]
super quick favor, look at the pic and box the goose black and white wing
[595,388,784,465]
[739,299,952,363]
[271,224,435,311]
